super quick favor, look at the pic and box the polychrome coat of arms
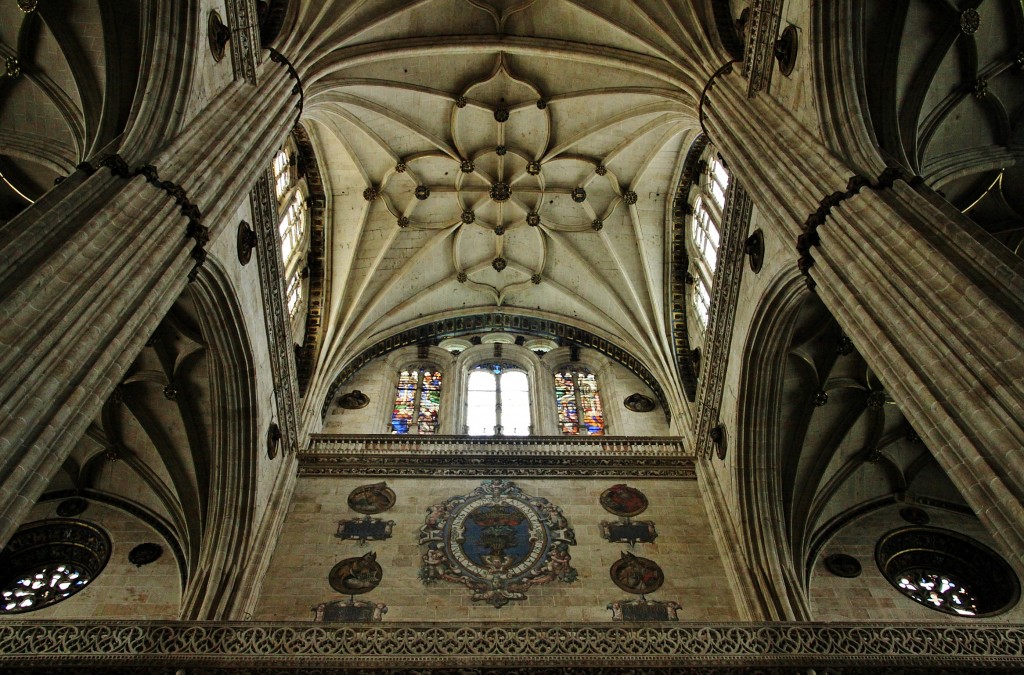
[418,479,577,607]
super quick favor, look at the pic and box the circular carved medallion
[338,390,370,409]
[329,552,382,595]
[610,552,664,595]
[899,506,930,526]
[128,543,163,567]
[623,393,655,413]
[824,553,862,578]
[600,484,649,517]
[56,498,88,518]
[348,482,396,514]
[237,220,256,265]
[571,187,587,203]
[266,423,281,460]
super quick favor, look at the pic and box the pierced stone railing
[1,621,1022,670]
[300,435,695,478]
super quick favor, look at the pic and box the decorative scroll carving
[695,184,753,460]
[267,48,303,128]
[249,169,300,455]
[225,0,260,84]
[3,622,1024,669]
[321,313,671,423]
[742,0,784,96]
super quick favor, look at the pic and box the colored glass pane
[391,370,418,433]
[418,371,442,434]
[555,370,604,435]
[578,372,605,435]
[554,372,578,434]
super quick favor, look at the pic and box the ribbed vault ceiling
[280,0,720,412]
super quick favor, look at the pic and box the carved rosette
[418,479,577,607]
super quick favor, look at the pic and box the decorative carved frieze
[669,135,709,402]
[291,124,326,397]
[225,0,260,84]
[3,621,1024,670]
[742,0,784,96]
[249,170,300,455]
[301,437,694,479]
[695,184,752,460]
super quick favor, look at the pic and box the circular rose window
[876,527,1019,617]
[0,519,111,614]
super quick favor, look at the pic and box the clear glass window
[466,364,531,436]
[690,154,730,330]
[274,150,292,201]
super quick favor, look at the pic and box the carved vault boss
[418,479,577,607]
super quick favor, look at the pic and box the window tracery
[391,367,442,434]
[554,368,605,435]
[0,520,111,615]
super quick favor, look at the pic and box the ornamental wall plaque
[337,390,370,409]
[128,543,163,567]
[347,482,396,514]
[599,484,648,517]
[312,598,387,622]
[607,598,680,621]
[335,516,395,545]
[600,519,658,547]
[328,552,382,595]
[418,479,577,607]
[609,551,664,595]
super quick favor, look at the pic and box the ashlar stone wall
[255,476,738,622]
[0,501,181,620]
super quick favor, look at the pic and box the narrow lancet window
[466,364,531,436]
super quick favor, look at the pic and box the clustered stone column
[0,62,297,547]
[704,73,1024,568]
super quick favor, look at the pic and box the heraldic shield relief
[418,479,577,607]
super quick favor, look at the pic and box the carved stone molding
[742,0,784,96]
[291,124,326,397]
[2,621,1024,670]
[696,184,753,460]
[670,135,710,402]
[249,169,300,455]
[225,0,260,84]
[301,435,695,479]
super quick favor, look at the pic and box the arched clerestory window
[272,140,310,324]
[390,367,443,434]
[466,363,531,436]
[554,367,605,435]
[690,153,730,330]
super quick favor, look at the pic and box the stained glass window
[555,369,605,435]
[690,154,729,331]
[391,368,442,434]
[466,363,530,436]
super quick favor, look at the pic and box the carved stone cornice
[250,169,300,454]
[320,312,671,423]
[2,621,1023,670]
[742,0,784,96]
[669,135,710,401]
[302,435,694,479]
[225,0,260,84]
[696,183,753,459]
[291,124,326,397]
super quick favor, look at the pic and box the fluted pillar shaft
[0,62,296,545]
[705,74,1024,565]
